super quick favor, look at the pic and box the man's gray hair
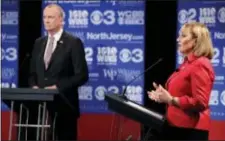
[45,4,65,19]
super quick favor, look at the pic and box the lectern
[104,94,166,140]
[2,88,58,141]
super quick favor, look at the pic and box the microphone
[19,53,30,72]
[175,68,179,72]
[121,58,163,100]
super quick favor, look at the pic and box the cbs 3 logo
[1,47,17,61]
[90,10,116,25]
[85,47,143,63]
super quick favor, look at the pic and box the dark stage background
[18,0,177,137]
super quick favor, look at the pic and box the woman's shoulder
[193,56,215,75]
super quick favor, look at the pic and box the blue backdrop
[42,0,146,113]
[177,1,225,120]
[1,0,19,111]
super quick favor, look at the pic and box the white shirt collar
[48,28,63,41]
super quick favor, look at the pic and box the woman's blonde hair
[181,22,214,59]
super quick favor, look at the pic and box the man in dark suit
[29,4,88,140]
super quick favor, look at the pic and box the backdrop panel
[177,0,225,121]
[177,1,225,140]
[1,0,19,110]
[42,0,146,114]
[1,1,19,140]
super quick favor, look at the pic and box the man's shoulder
[63,31,81,41]
[35,36,47,43]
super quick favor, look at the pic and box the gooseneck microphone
[19,53,30,72]
[121,58,163,100]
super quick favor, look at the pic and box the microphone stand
[120,58,163,100]
[114,58,163,141]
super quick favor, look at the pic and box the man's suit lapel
[46,31,66,70]
[40,37,48,71]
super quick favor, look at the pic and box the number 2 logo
[178,8,197,24]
